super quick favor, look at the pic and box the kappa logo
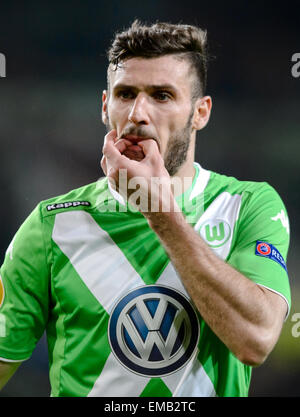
[271,210,290,235]
[47,201,91,211]
[199,218,231,248]
[108,285,200,377]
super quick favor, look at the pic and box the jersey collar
[107,162,211,207]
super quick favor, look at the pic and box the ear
[102,90,108,125]
[192,96,212,131]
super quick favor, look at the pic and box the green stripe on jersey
[140,378,172,397]
[49,241,111,396]
[90,210,169,285]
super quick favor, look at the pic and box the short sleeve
[227,183,291,315]
[0,204,50,361]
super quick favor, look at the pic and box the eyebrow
[113,83,178,93]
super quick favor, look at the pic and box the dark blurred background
[0,0,299,397]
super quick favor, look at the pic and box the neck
[170,136,196,197]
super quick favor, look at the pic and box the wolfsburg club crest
[108,285,200,377]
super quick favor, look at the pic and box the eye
[116,90,135,100]
[153,91,172,102]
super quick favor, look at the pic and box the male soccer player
[0,21,291,397]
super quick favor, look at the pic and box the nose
[128,93,150,125]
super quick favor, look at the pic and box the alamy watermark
[291,313,300,337]
[0,53,6,78]
[95,170,204,224]
[291,53,300,78]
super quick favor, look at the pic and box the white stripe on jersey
[88,352,150,397]
[52,210,142,314]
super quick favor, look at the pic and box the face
[102,55,211,176]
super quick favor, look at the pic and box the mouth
[121,135,160,151]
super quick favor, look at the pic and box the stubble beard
[163,110,193,176]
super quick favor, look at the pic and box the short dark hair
[107,20,209,98]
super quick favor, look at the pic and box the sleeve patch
[255,241,287,272]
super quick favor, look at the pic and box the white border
[0,356,28,363]
[257,283,291,321]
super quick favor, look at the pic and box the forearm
[146,209,282,366]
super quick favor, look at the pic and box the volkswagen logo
[108,285,200,377]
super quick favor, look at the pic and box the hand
[101,130,177,214]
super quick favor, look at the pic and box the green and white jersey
[0,163,291,397]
